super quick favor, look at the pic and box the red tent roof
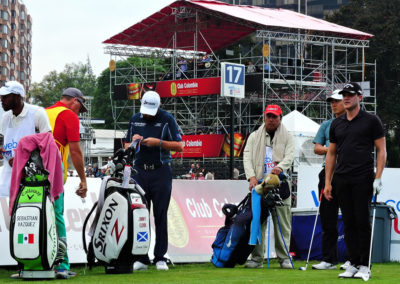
[103,0,372,53]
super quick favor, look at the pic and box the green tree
[328,0,400,166]
[29,62,97,107]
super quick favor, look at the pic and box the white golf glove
[373,178,383,195]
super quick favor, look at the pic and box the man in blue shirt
[125,91,183,271]
[312,90,346,270]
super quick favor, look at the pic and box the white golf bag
[83,145,150,273]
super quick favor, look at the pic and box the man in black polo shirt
[324,82,386,280]
[125,91,183,271]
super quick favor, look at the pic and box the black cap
[339,82,363,96]
[62,87,88,113]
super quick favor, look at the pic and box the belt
[136,163,170,171]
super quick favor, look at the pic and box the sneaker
[280,259,292,269]
[133,261,148,271]
[340,260,351,270]
[156,261,169,271]
[10,271,22,279]
[312,261,337,270]
[244,260,263,268]
[55,239,67,264]
[55,269,76,279]
[354,265,371,281]
[338,265,358,278]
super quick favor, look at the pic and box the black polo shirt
[329,110,384,179]
[125,108,182,167]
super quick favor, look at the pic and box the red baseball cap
[264,104,282,116]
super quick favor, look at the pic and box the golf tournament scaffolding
[103,0,376,177]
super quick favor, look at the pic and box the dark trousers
[318,168,339,264]
[333,173,373,267]
[133,165,172,263]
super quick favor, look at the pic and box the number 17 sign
[221,62,245,99]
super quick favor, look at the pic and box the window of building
[1,11,9,20]
[26,67,30,75]
[10,62,14,69]
[1,53,7,62]
[11,23,16,30]
[2,38,7,48]
[10,49,15,56]
[1,66,8,76]
[2,25,7,34]
[26,79,30,87]
[20,61,24,69]
[11,36,16,43]
[11,10,15,17]
[26,33,30,41]
[20,71,24,80]
[20,24,25,32]
[10,75,15,81]
[3,0,9,6]
[20,10,25,20]
[20,36,24,44]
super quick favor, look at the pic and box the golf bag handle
[82,201,98,254]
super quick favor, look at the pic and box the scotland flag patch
[137,232,148,242]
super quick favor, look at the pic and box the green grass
[0,261,399,283]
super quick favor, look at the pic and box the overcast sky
[23,0,175,83]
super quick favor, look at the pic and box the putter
[364,193,378,282]
[299,190,323,271]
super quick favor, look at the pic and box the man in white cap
[125,91,183,271]
[0,81,51,196]
[312,90,347,270]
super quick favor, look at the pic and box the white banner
[297,164,400,261]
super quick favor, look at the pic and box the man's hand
[0,146,4,159]
[75,181,88,198]
[373,178,383,196]
[141,137,161,147]
[323,184,333,201]
[271,167,282,175]
[8,157,14,167]
[248,176,258,191]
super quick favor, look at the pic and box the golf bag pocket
[132,204,150,255]
[10,185,58,270]
[93,191,130,263]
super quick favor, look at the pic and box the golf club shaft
[368,194,377,271]
[304,190,324,269]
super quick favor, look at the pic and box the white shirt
[0,102,51,135]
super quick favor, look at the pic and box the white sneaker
[156,261,169,271]
[244,260,263,268]
[312,261,337,270]
[340,260,351,270]
[280,259,292,269]
[354,265,371,281]
[338,265,358,278]
[133,261,148,271]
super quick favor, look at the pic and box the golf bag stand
[9,149,61,279]
[83,143,150,274]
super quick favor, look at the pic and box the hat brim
[265,110,281,116]
[0,88,11,96]
[76,97,88,113]
[140,105,158,116]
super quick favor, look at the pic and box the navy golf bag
[9,149,61,279]
[83,143,150,274]
[211,187,283,268]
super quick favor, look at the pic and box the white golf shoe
[354,265,371,281]
[156,261,169,271]
[312,261,337,270]
[133,261,148,271]
[340,260,351,270]
[338,264,358,278]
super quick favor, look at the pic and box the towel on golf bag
[211,191,270,268]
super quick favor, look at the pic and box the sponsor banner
[297,165,400,261]
[155,77,220,98]
[171,134,225,158]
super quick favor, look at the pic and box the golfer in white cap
[125,91,183,271]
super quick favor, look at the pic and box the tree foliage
[29,62,97,107]
[328,0,400,166]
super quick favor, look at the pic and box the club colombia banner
[171,134,246,158]
[0,177,253,265]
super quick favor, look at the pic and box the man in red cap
[243,104,295,268]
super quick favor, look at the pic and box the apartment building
[0,0,32,91]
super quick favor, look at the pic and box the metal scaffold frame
[106,28,376,137]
